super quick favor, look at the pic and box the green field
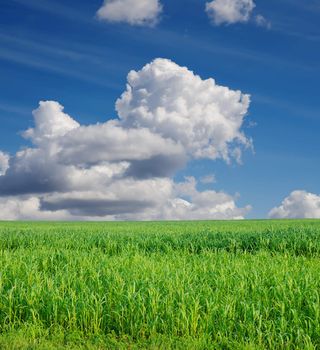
[0,220,320,349]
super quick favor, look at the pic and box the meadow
[0,220,320,349]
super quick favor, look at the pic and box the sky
[0,0,320,220]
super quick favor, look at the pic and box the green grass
[0,220,320,349]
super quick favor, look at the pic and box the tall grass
[0,220,319,349]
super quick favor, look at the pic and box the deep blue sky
[1,0,320,218]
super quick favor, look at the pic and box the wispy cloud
[132,27,318,73]
[0,32,136,89]
[0,33,127,70]
[10,0,90,23]
[0,102,30,116]
[0,33,98,63]
[5,0,319,85]
[0,47,120,89]
[253,94,320,122]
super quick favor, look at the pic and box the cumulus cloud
[269,191,320,219]
[23,101,79,146]
[0,178,249,221]
[41,177,173,217]
[117,58,251,163]
[57,120,185,168]
[0,58,251,221]
[206,0,268,27]
[97,0,162,26]
[0,196,72,221]
[162,177,251,220]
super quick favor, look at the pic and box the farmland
[0,220,320,349]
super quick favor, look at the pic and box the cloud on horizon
[0,58,252,221]
[269,191,320,219]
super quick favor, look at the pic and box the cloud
[0,178,249,221]
[0,58,251,220]
[23,101,80,145]
[206,0,255,25]
[255,14,271,29]
[162,177,251,220]
[116,58,251,163]
[206,0,269,27]
[40,177,172,217]
[97,0,162,26]
[200,174,216,184]
[57,120,184,168]
[269,191,320,219]
[124,154,187,179]
[0,197,72,221]
[0,152,9,176]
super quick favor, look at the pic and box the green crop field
[0,220,320,349]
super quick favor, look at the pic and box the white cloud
[0,58,251,220]
[255,14,271,29]
[57,120,184,166]
[0,152,9,176]
[23,101,79,146]
[97,0,162,26]
[0,197,71,221]
[0,178,249,221]
[161,177,251,220]
[269,191,320,219]
[206,0,255,25]
[200,174,216,184]
[206,0,269,27]
[117,58,251,163]
[41,177,173,217]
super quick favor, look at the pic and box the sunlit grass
[0,220,319,349]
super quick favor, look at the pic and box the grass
[0,220,320,349]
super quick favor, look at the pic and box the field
[0,220,320,349]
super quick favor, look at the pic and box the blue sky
[0,0,320,220]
